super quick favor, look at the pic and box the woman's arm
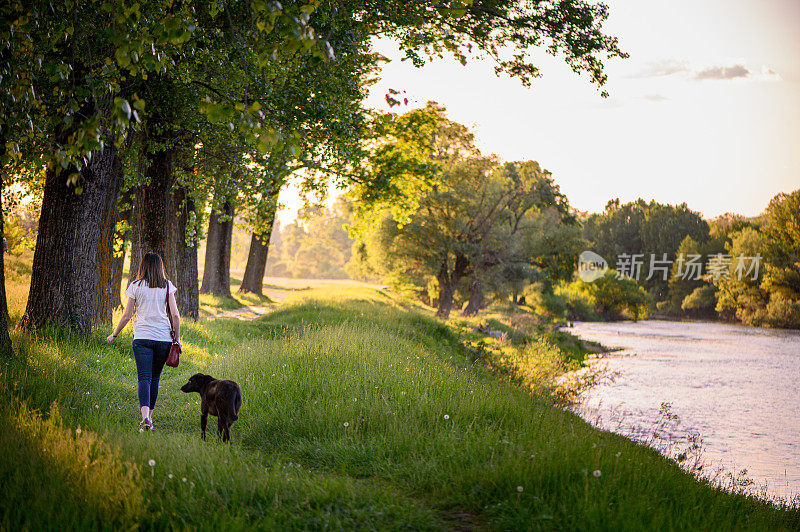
[107,298,135,343]
[168,292,181,344]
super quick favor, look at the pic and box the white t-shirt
[125,279,177,342]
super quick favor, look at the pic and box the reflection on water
[568,319,800,502]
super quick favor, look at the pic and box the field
[1,254,798,530]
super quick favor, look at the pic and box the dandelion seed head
[343,422,349,427]
[593,470,601,478]
[182,477,187,482]
[76,427,82,435]
[148,459,156,467]
[168,474,173,479]
[443,414,450,420]
[517,485,524,492]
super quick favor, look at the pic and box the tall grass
[0,282,797,529]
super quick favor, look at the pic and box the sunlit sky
[277,0,800,225]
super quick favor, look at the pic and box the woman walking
[107,252,181,430]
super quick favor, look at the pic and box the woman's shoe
[139,418,153,431]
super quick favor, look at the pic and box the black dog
[180,373,242,443]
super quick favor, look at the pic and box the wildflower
[168,474,173,479]
[443,414,450,420]
[148,459,156,467]
[616,452,621,458]
[182,477,187,482]
[95,404,99,409]
[343,422,349,427]
[517,486,524,492]
[76,427,82,435]
[592,470,601,478]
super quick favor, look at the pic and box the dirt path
[206,304,275,321]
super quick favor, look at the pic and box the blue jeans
[132,339,171,409]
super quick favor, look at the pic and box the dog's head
[180,373,213,393]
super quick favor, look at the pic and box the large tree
[350,104,578,318]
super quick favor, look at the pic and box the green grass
[0,279,797,529]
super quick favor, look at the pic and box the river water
[568,319,800,503]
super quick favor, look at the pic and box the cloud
[755,66,783,82]
[632,59,690,78]
[693,64,749,80]
[633,59,782,83]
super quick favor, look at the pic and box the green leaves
[115,47,132,68]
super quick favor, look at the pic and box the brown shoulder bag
[165,285,181,367]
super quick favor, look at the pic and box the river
[567,319,800,503]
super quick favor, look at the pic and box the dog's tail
[231,393,242,422]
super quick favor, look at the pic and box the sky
[277,0,800,225]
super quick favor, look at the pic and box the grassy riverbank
[0,268,797,529]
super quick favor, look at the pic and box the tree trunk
[436,280,456,319]
[22,146,123,333]
[0,170,13,355]
[170,184,199,319]
[461,277,484,317]
[239,232,270,295]
[240,192,280,295]
[200,200,235,296]
[91,152,124,325]
[435,254,470,319]
[139,147,173,259]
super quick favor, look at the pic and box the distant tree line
[265,201,353,280]
[572,192,800,328]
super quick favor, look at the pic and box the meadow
[1,253,798,530]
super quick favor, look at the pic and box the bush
[681,285,718,318]
[554,282,598,321]
[4,214,35,255]
[764,293,800,329]
[555,271,649,321]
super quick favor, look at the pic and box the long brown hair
[135,252,169,289]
